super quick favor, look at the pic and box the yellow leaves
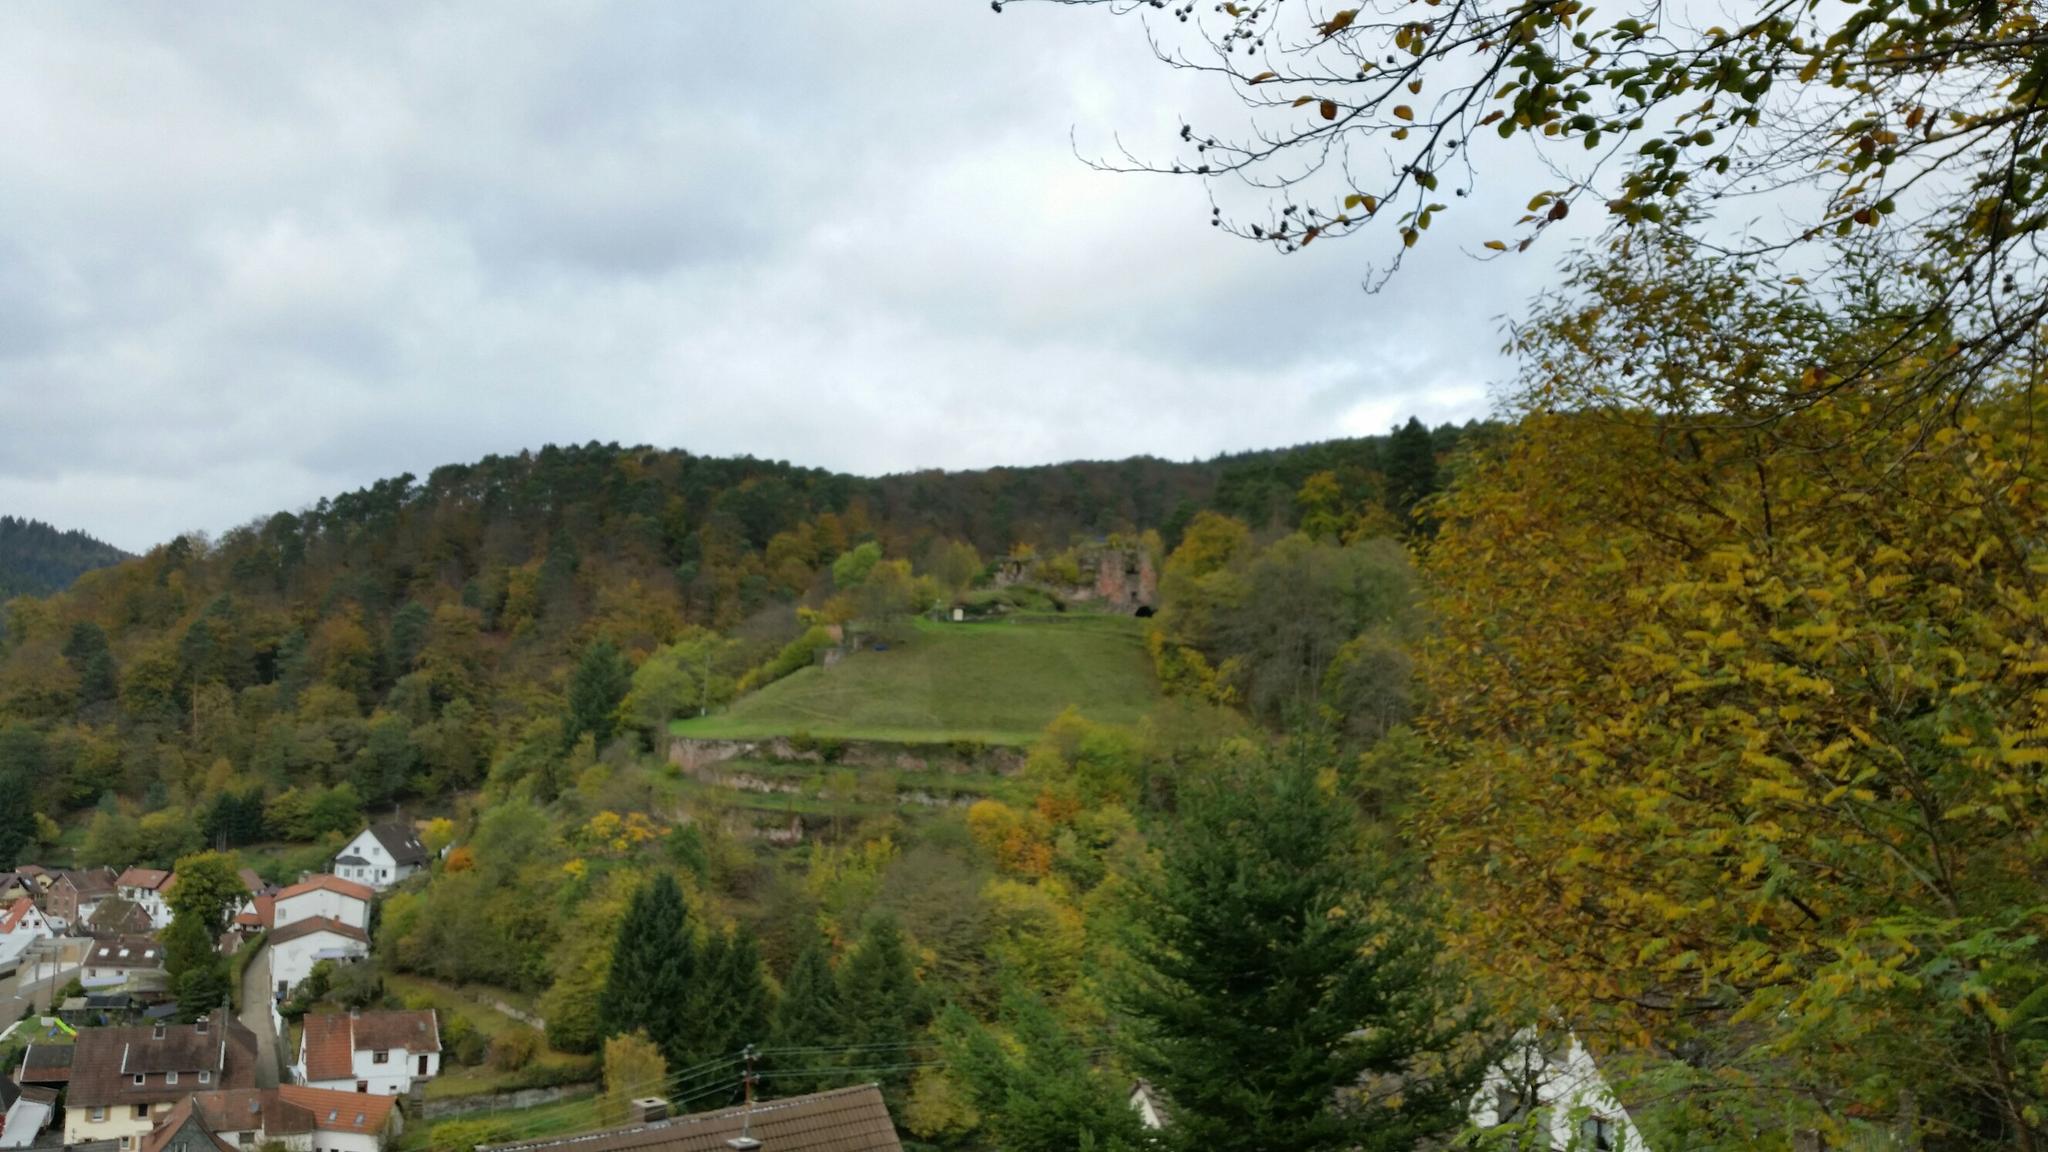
[1320,99,1340,121]
[1318,8,1358,36]
[1484,240,1508,251]
[1249,70,1278,84]
[1392,104,1415,121]
[1344,192,1380,213]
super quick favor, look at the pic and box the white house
[80,935,165,990]
[265,917,370,1001]
[332,824,428,892]
[1472,1030,1650,1152]
[272,875,374,933]
[295,1010,441,1095]
[115,868,176,931]
[0,898,54,972]
[279,1085,400,1152]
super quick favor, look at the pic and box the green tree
[162,910,231,1022]
[620,632,736,744]
[64,620,119,710]
[830,542,883,590]
[1118,740,1488,1152]
[945,988,1149,1152]
[0,765,33,867]
[1383,417,1438,531]
[599,873,699,1069]
[565,640,631,751]
[837,914,928,1107]
[699,926,775,1061]
[167,851,247,936]
[597,1031,669,1127]
[772,923,845,1094]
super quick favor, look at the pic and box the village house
[15,1044,74,1094]
[478,1084,903,1152]
[44,866,119,930]
[0,898,54,973]
[272,876,374,934]
[295,1010,440,1096]
[331,824,427,892]
[81,935,168,993]
[89,897,159,939]
[266,917,370,1001]
[63,1010,260,1151]
[116,869,177,932]
[139,1086,401,1152]
[1471,1030,1649,1152]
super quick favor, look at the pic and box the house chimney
[724,1140,761,1152]
[631,1098,668,1124]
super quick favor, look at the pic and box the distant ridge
[0,515,130,599]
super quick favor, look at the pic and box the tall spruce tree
[599,873,698,1070]
[1383,416,1439,531]
[945,988,1151,1152]
[1117,740,1489,1152]
[772,923,845,1095]
[700,926,774,1061]
[162,910,229,1023]
[837,914,927,1107]
[565,640,631,751]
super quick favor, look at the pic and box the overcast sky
[0,2,1589,553]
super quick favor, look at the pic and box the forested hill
[0,515,129,600]
[0,424,1474,860]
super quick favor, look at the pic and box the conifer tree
[836,914,927,1106]
[701,926,774,1061]
[771,923,845,1094]
[945,988,1150,1152]
[599,873,697,1070]
[1118,740,1488,1152]
[162,910,229,1023]
[1383,416,1439,531]
[565,640,631,750]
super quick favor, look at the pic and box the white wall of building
[269,934,368,1000]
[272,890,369,933]
[332,832,417,893]
[1471,1031,1649,1152]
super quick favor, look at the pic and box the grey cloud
[0,0,1567,553]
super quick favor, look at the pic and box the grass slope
[674,614,1159,745]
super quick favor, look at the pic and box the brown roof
[63,867,119,897]
[482,1085,903,1152]
[301,1010,440,1082]
[276,1085,397,1135]
[88,899,156,938]
[117,868,173,892]
[267,916,369,947]
[235,894,276,930]
[276,874,375,904]
[19,1043,74,1084]
[366,822,430,867]
[191,1088,316,1136]
[68,1011,257,1108]
[84,935,165,969]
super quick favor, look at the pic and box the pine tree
[1117,740,1489,1152]
[599,873,697,1070]
[1383,416,1439,531]
[565,640,631,750]
[772,923,845,1094]
[162,911,229,1023]
[702,926,774,1060]
[945,989,1150,1152]
[837,914,927,1107]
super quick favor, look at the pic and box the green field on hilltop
[672,614,1160,745]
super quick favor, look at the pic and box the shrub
[441,1014,489,1067]
[420,1119,520,1152]
[488,1025,543,1072]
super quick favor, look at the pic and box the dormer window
[199,1071,211,1084]
[133,1074,146,1086]
[153,1024,165,1039]
[167,1072,178,1085]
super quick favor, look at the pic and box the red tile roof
[234,895,276,930]
[67,1011,257,1109]
[301,1010,439,1082]
[267,916,369,947]
[117,868,173,892]
[276,874,375,904]
[276,1085,397,1136]
[0,897,39,933]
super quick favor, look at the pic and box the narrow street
[237,943,283,1088]
[0,938,89,1024]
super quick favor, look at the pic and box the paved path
[0,939,88,1024]
[237,943,283,1088]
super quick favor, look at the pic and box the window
[119,1137,131,1151]
[90,1108,106,1122]
[1579,1117,1617,1152]
[167,1072,178,1085]
[356,1082,367,1094]
[133,1074,146,1086]
[199,1071,211,1084]
[134,1105,149,1120]
[373,1050,389,1064]
[239,1135,254,1146]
